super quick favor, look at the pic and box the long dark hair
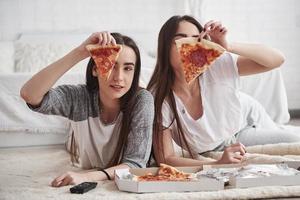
[147,15,204,164]
[70,32,141,168]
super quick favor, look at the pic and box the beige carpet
[1,144,300,200]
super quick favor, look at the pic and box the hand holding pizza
[77,31,117,59]
[84,32,122,81]
[175,37,225,83]
[202,20,229,50]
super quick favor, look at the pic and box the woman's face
[97,45,136,100]
[170,21,200,70]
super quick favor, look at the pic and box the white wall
[200,0,300,109]
[0,0,189,41]
[0,0,299,108]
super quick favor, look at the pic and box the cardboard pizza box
[204,161,300,189]
[115,167,224,193]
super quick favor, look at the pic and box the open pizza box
[115,166,224,193]
[202,161,300,189]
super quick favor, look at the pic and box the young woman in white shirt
[147,15,300,167]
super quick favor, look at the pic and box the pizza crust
[175,37,225,54]
[86,44,122,52]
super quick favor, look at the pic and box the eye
[174,36,185,41]
[174,33,188,40]
[124,66,134,71]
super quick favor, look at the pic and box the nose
[112,66,123,82]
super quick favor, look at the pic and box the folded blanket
[246,142,300,155]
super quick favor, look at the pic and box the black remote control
[70,182,97,194]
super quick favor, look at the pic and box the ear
[92,65,98,77]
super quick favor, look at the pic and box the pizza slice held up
[136,163,192,181]
[175,37,225,84]
[86,44,122,80]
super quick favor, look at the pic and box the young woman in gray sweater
[20,32,154,187]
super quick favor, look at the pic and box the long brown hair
[147,15,204,164]
[70,32,141,168]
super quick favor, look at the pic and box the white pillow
[14,33,89,74]
[14,31,158,74]
[13,32,157,87]
[0,41,14,73]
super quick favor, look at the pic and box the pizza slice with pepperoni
[157,163,191,181]
[137,163,192,181]
[86,44,122,80]
[175,37,225,84]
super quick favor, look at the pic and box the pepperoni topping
[180,44,221,67]
[178,43,224,83]
[92,48,112,57]
[91,48,120,73]
[189,49,207,67]
[95,56,113,74]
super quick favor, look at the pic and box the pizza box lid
[115,166,224,193]
[204,161,300,189]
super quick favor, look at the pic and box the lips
[110,84,124,90]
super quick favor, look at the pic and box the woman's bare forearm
[228,42,285,68]
[20,47,87,105]
[164,156,218,169]
[86,164,129,181]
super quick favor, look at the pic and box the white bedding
[1,144,300,200]
[240,68,290,124]
[0,73,85,147]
